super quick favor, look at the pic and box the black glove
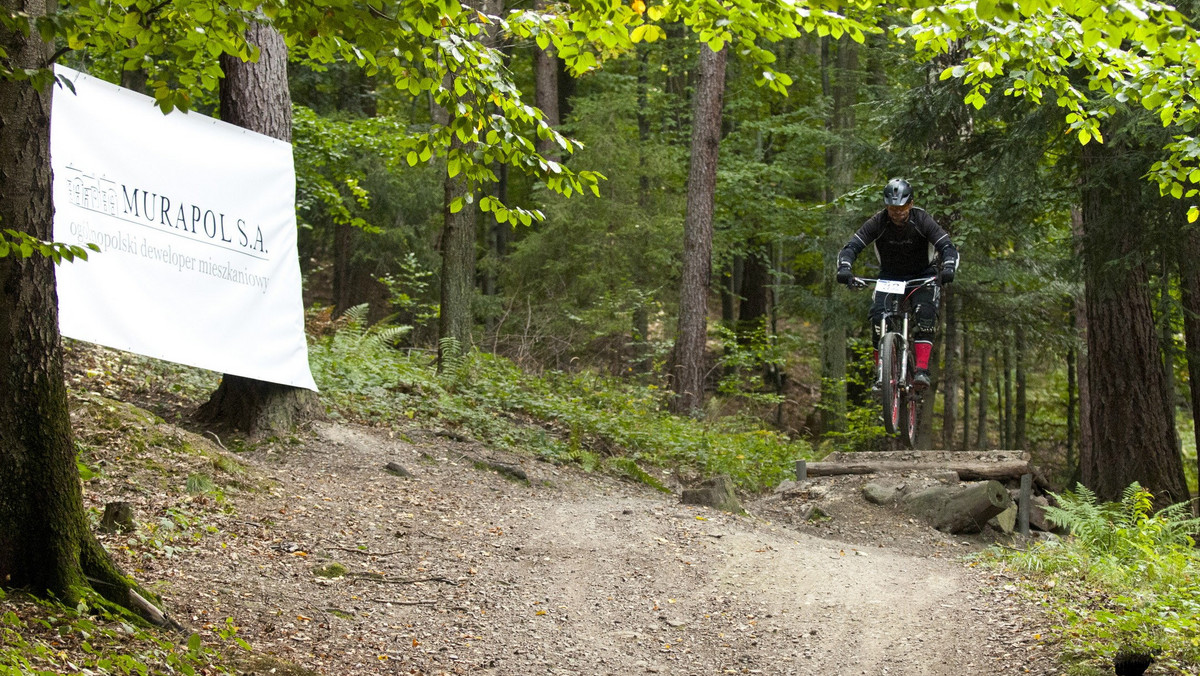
[836,264,853,285]
[939,264,955,285]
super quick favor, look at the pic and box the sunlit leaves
[906,0,1200,220]
[0,228,99,264]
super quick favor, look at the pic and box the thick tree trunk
[670,44,726,415]
[1071,208,1091,488]
[942,291,960,449]
[0,0,151,615]
[1180,226,1200,493]
[199,22,319,437]
[1079,139,1190,506]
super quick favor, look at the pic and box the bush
[985,483,1200,672]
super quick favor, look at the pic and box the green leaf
[1078,129,1092,145]
[1189,206,1198,223]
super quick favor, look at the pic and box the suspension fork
[899,312,911,389]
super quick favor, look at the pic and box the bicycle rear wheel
[879,333,903,435]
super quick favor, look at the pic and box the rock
[681,475,743,514]
[1029,495,1062,533]
[100,501,135,533]
[384,461,412,477]
[989,504,1018,534]
[774,479,799,494]
[931,471,960,484]
[862,482,903,505]
[799,504,830,522]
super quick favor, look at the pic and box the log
[902,480,1013,534]
[805,460,1053,489]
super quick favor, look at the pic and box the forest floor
[2,343,1071,676]
[53,402,1065,675]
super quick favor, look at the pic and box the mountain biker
[835,178,959,391]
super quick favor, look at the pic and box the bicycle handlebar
[848,276,938,291]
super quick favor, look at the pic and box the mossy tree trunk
[197,22,320,437]
[0,0,142,610]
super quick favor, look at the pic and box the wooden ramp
[803,450,1050,489]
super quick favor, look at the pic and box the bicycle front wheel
[879,332,903,435]
[901,348,919,448]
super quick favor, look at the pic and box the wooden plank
[805,459,1053,490]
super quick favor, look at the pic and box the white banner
[51,66,317,390]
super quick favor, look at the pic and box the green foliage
[0,591,249,675]
[0,228,98,263]
[985,483,1200,671]
[903,0,1200,219]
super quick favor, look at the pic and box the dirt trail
[107,421,1057,675]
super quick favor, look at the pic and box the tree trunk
[1003,334,1013,449]
[975,344,989,450]
[942,290,960,449]
[0,0,152,616]
[737,246,770,339]
[1015,324,1027,451]
[1066,327,1078,478]
[1180,226,1200,495]
[670,43,726,416]
[533,0,560,158]
[1071,207,1091,489]
[436,0,501,364]
[1079,138,1190,506]
[961,325,971,451]
[818,36,857,434]
[198,22,319,438]
[439,129,478,361]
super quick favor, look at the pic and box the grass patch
[312,562,348,579]
[309,321,810,493]
[979,483,1200,673]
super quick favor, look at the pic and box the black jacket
[837,207,959,280]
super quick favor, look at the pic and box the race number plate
[875,279,906,294]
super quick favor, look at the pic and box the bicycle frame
[851,275,938,446]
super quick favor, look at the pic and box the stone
[100,501,135,533]
[384,461,412,477]
[862,482,903,505]
[989,504,1018,534]
[680,475,743,514]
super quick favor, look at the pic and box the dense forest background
[81,4,1195,490]
[6,2,1200,669]
[56,1,1200,496]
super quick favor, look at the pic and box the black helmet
[883,178,913,206]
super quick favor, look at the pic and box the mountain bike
[849,275,939,449]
